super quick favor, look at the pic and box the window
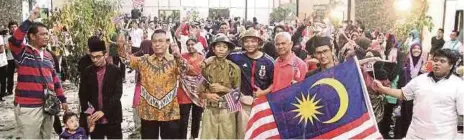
[455,10,463,32]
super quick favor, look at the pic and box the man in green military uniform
[199,36,241,139]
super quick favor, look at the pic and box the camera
[0,29,8,36]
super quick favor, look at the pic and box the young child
[59,112,88,139]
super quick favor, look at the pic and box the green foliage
[270,3,296,22]
[44,0,121,85]
[393,0,434,47]
[184,8,199,21]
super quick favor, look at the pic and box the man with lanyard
[9,8,68,139]
[121,29,193,139]
[374,48,463,139]
[227,29,274,138]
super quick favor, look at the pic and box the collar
[427,72,452,82]
[96,64,107,71]
[28,44,45,52]
[28,44,45,60]
[245,51,264,60]
[150,53,174,61]
[277,53,296,66]
[212,57,228,69]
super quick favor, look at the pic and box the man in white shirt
[147,22,155,39]
[129,22,143,53]
[6,21,17,96]
[375,48,464,139]
[0,35,8,101]
[443,30,463,56]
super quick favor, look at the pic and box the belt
[206,101,228,109]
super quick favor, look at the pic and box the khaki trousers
[133,107,141,133]
[14,105,54,139]
[237,104,252,139]
[200,107,237,139]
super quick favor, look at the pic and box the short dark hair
[274,25,285,33]
[433,48,459,68]
[151,29,169,41]
[438,28,444,32]
[308,36,332,54]
[186,38,197,45]
[220,22,228,27]
[62,112,78,124]
[27,22,48,40]
[8,21,18,28]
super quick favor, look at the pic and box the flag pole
[353,56,381,131]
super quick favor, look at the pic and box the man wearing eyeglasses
[305,36,336,78]
[79,36,123,139]
[122,29,192,139]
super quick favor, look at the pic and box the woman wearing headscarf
[394,43,426,139]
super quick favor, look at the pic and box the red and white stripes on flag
[244,97,280,139]
[244,97,383,139]
[224,89,242,112]
[132,0,145,8]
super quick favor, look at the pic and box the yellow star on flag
[292,93,323,125]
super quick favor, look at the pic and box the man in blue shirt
[228,29,275,138]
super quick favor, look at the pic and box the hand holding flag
[224,88,242,112]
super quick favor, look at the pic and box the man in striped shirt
[9,8,67,139]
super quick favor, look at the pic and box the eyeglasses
[90,55,105,60]
[315,49,332,56]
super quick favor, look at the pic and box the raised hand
[28,7,41,22]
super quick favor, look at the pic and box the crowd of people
[0,7,463,139]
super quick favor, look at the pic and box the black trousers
[141,119,180,139]
[394,100,413,139]
[131,47,141,54]
[79,113,89,134]
[378,102,396,139]
[90,123,122,139]
[0,65,7,98]
[6,60,15,94]
[179,103,204,139]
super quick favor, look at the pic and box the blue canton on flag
[245,58,382,139]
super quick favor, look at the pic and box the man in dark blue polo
[228,29,275,138]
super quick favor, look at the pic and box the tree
[44,0,121,85]
[270,3,297,23]
[393,0,433,49]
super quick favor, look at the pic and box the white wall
[119,0,273,24]
[422,0,445,53]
